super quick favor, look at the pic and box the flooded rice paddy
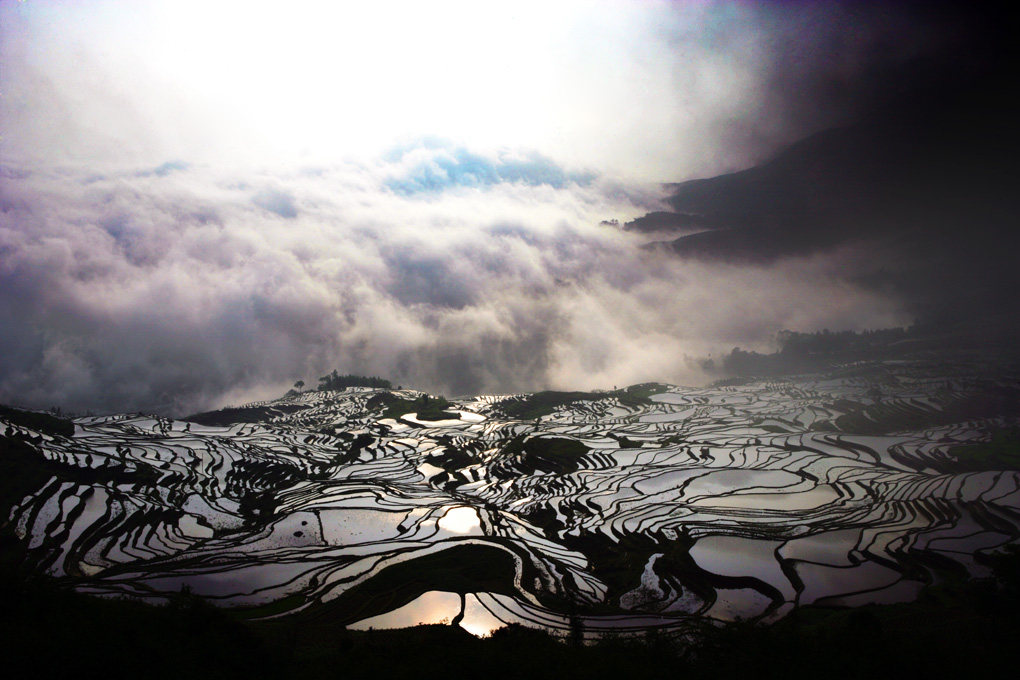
[3,358,1019,636]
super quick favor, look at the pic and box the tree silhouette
[316,371,392,391]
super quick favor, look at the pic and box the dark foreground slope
[2,534,1019,680]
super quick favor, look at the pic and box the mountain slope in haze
[663,88,1017,255]
[644,62,1019,325]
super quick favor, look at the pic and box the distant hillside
[643,68,1020,325]
[662,54,1019,254]
[711,319,1020,380]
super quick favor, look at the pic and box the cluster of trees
[314,371,392,392]
[713,326,926,378]
[776,327,911,356]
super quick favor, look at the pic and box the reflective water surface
[5,361,1019,633]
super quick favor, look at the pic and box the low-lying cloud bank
[0,148,906,415]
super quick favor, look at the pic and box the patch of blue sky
[384,139,595,196]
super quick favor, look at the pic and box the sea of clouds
[0,143,906,415]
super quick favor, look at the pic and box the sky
[0,0,988,414]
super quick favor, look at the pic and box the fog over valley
[1,1,1013,415]
[0,155,913,414]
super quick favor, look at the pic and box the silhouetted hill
[622,211,716,235]
[647,52,1020,324]
[664,83,1016,253]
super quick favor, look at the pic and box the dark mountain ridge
[641,54,1019,325]
[665,79,1016,248]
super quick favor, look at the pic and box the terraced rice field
[3,358,1019,637]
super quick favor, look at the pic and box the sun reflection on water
[460,594,507,637]
[348,590,507,637]
[437,506,481,534]
[348,591,460,630]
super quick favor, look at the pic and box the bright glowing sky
[0,0,928,180]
